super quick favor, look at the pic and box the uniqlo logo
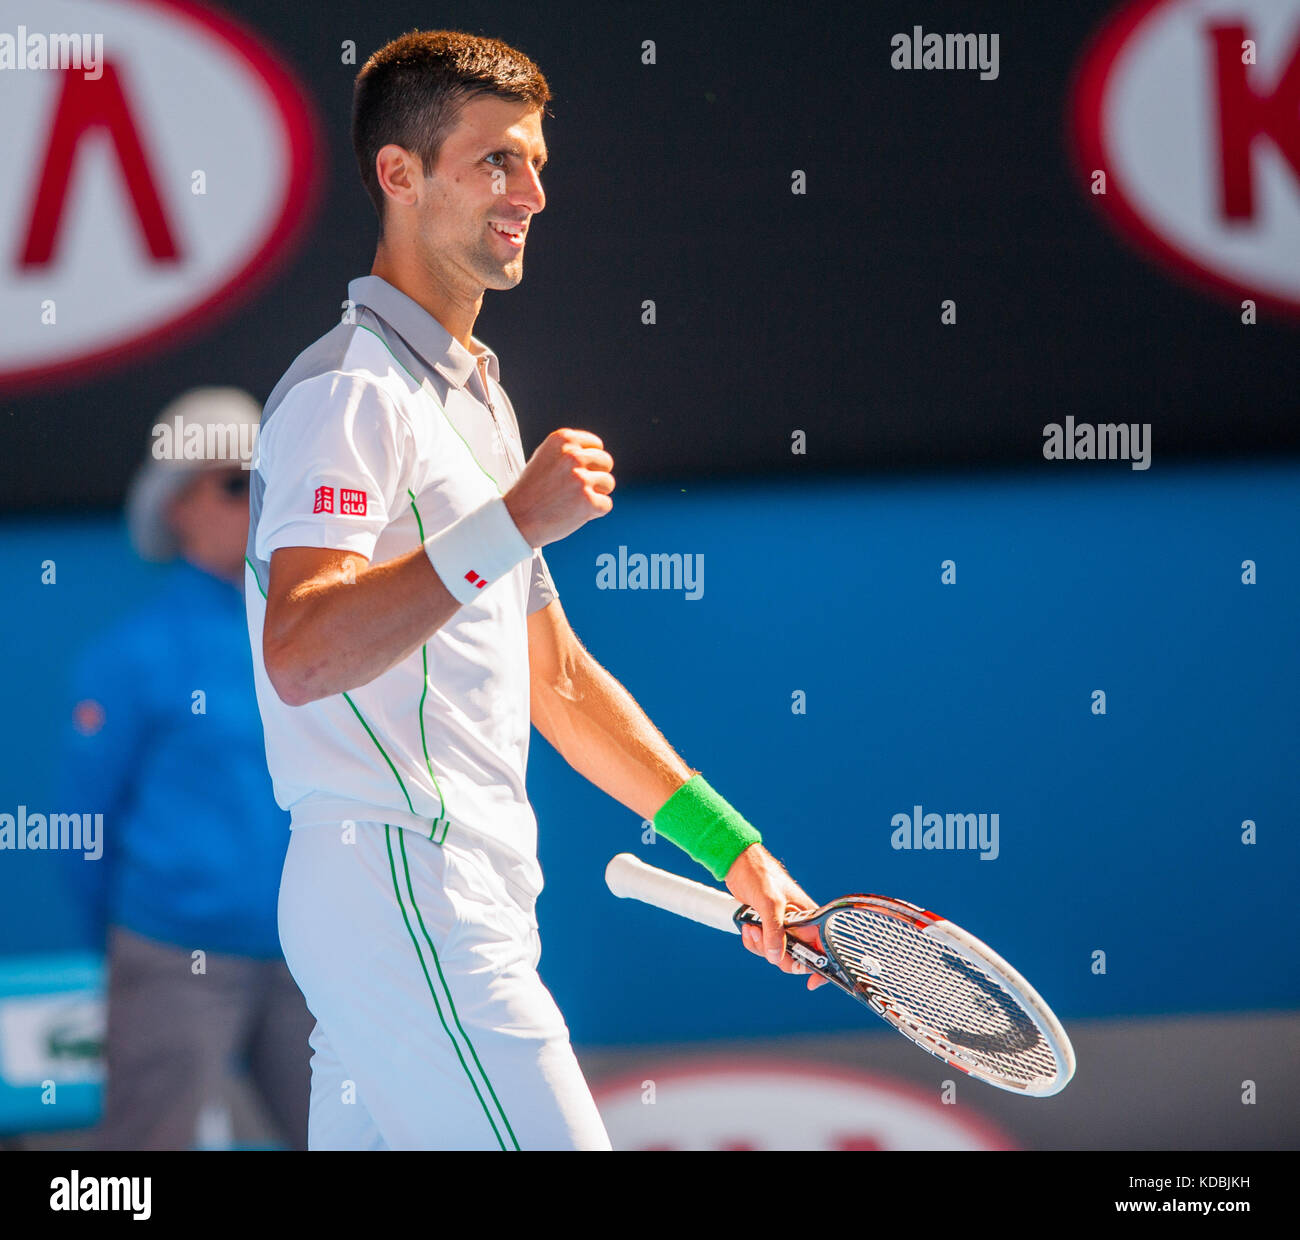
[340,488,368,516]
[313,485,335,514]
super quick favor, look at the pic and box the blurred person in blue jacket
[60,388,312,1150]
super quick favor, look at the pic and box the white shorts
[278,821,611,1150]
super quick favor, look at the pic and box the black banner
[2,0,1296,512]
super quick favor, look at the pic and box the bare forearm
[264,548,459,705]
[531,651,693,820]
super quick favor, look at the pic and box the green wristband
[652,774,762,880]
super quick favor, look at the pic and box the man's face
[170,467,250,581]
[414,95,547,291]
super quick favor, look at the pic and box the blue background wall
[1,460,1295,1045]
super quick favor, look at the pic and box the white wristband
[423,496,534,605]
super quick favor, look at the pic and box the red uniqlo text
[313,485,335,514]
[340,488,368,516]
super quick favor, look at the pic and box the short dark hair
[352,30,552,228]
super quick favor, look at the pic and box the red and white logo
[0,0,320,390]
[339,488,367,516]
[312,485,334,514]
[592,1058,1016,1151]
[72,699,106,737]
[1072,0,1300,316]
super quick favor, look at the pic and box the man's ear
[375,144,423,214]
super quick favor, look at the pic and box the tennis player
[244,29,822,1151]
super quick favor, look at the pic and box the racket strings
[824,908,1061,1089]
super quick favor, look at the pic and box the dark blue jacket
[60,561,289,957]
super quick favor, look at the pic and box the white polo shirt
[245,275,557,876]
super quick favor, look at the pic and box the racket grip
[605,853,743,935]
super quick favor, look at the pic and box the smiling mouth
[488,221,526,249]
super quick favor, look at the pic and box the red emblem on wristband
[464,571,487,589]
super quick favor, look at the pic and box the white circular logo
[1072,0,1300,315]
[593,1058,1016,1151]
[0,0,319,389]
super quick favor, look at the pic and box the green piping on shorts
[385,825,519,1149]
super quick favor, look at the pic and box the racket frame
[604,853,1075,1097]
[743,894,1076,1097]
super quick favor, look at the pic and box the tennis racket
[605,852,1075,1097]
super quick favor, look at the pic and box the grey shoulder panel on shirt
[527,549,559,615]
[261,320,359,426]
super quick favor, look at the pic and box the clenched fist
[504,429,614,548]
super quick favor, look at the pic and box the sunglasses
[214,471,250,498]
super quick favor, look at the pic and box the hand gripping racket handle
[605,853,744,935]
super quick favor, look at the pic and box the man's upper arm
[265,546,371,617]
[254,371,412,653]
[254,371,411,566]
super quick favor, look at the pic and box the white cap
[125,387,263,561]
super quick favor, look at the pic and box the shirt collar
[347,275,500,389]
